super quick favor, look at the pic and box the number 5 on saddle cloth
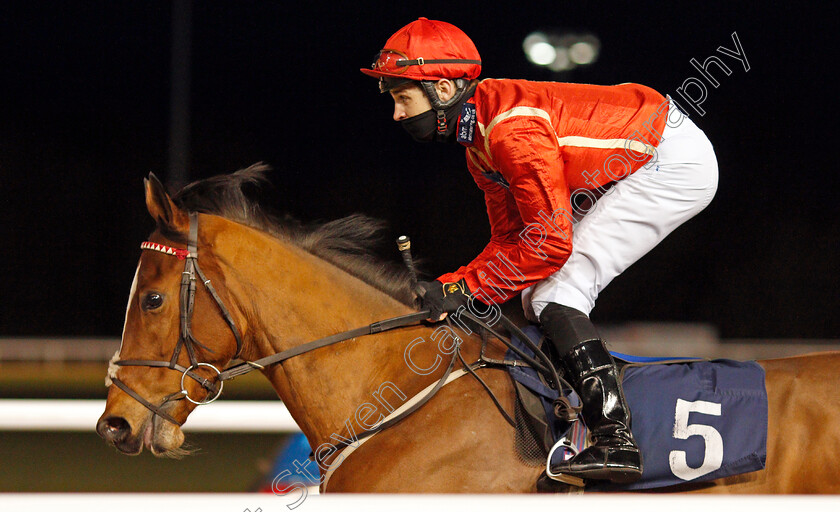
[507,326,768,491]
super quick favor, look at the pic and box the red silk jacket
[437,78,668,305]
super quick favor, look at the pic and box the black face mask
[400,88,474,144]
[400,85,475,143]
[400,109,438,143]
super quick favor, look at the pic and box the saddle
[505,325,768,491]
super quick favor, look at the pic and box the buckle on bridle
[179,362,224,405]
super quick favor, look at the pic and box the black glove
[417,279,471,321]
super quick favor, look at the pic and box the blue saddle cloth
[507,326,768,491]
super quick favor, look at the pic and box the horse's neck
[213,219,437,447]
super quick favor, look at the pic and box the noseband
[110,213,244,426]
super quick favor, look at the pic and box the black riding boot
[551,339,643,483]
[540,304,642,484]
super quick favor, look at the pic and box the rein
[113,212,571,438]
[216,311,430,381]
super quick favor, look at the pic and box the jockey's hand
[417,279,471,322]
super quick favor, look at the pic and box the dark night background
[1,1,837,339]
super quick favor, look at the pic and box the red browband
[140,241,191,260]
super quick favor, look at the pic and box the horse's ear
[144,173,189,232]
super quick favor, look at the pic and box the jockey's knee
[538,303,599,355]
[526,280,595,322]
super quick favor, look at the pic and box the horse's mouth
[142,421,159,453]
[144,418,188,457]
[106,416,186,458]
[110,430,144,456]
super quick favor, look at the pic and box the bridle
[110,213,244,426]
[110,212,429,427]
[111,212,569,434]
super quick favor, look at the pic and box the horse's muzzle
[96,414,142,454]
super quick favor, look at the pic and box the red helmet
[361,18,481,86]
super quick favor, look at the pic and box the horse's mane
[170,163,419,306]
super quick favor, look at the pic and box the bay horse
[97,165,840,494]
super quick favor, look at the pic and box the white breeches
[522,104,719,320]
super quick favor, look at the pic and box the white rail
[1,493,839,512]
[0,399,301,432]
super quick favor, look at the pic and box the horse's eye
[142,293,164,310]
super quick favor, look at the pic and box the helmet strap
[435,110,448,141]
[419,79,472,143]
[400,80,477,144]
[419,79,469,110]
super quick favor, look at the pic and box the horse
[97,165,840,494]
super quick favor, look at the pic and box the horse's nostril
[97,415,131,442]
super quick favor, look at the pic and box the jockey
[361,18,718,484]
